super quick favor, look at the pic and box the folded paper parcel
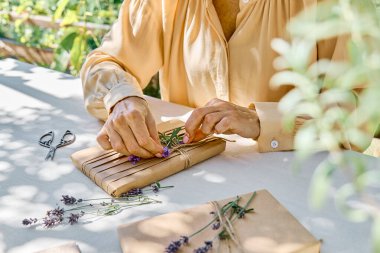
[70,120,226,197]
[118,190,321,253]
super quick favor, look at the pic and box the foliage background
[272,0,380,251]
[0,0,160,98]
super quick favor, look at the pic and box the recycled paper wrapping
[117,190,321,253]
[71,120,226,197]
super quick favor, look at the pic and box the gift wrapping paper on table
[71,120,226,197]
[118,190,320,253]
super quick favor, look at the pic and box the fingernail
[183,135,189,144]
[155,153,162,158]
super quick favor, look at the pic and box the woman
[81,0,343,158]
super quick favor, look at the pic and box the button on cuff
[271,139,279,149]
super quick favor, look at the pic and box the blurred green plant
[0,0,160,97]
[271,0,380,251]
[0,0,122,75]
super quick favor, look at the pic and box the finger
[115,124,153,158]
[214,117,232,134]
[146,112,161,145]
[128,115,163,156]
[200,111,226,135]
[192,129,209,142]
[97,127,112,150]
[105,125,130,156]
[185,106,221,141]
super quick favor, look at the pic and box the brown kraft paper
[71,120,226,197]
[117,190,321,253]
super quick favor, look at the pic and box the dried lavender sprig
[193,241,213,253]
[22,218,37,226]
[23,193,163,228]
[165,236,189,253]
[165,192,257,252]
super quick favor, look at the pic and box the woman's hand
[96,97,163,158]
[184,98,260,143]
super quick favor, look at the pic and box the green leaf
[372,216,380,253]
[59,29,78,52]
[61,10,79,26]
[271,38,290,56]
[346,128,373,150]
[335,184,369,222]
[54,0,70,21]
[70,34,84,72]
[309,160,335,209]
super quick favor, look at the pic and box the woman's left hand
[184,98,260,143]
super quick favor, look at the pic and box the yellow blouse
[81,0,344,152]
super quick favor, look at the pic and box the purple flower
[100,201,108,206]
[212,221,220,230]
[61,195,77,205]
[42,216,63,228]
[151,182,160,193]
[165,236,189,253]
[22,218,37,226]
[162,146,170,158]
[68,212,84,225]
[121,188,143,197]
[127,155,141,165]
[152,184,159,193]
[194,241,213,253]
[180,236,189,244]
[46,207,65,217]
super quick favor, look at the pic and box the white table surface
[0,58,376,253]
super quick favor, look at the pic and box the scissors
[39,130,76,160]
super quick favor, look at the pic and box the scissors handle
[39,131,55,148]
[57,130,76,148]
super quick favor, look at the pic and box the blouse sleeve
[80,0,163,121]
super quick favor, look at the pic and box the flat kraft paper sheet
[118,190,321,253]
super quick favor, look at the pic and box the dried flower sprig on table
[22,182,173,229]
[165,192,256,253]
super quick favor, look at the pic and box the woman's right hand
[96,97,163,158]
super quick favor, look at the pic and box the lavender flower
[61,195,77,205]
[127,155,141,165]
[152,184,159,193]
[121,188,143,197]
[46,207,65,217]
[165,236,189,253]
[22,218,37,226]
[212,221,220,230]
[68,212,84,225]
[194,241,213,253]
[151,182,161,193]
[162,146,170,158]
[42,216,63,228]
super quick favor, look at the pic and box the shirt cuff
[254,102,295,152]
[103,82,145,114]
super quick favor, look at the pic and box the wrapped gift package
[71,120,226,197]
[118,190,321,253]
